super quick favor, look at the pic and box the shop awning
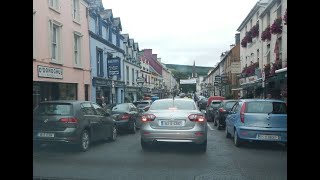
[275,67,287,74]
[231,88,243,91]
[240,78,263,88]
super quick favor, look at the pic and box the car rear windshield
[210,102,221,107]
[245,101,287,114]
[150,100,196,110]
[112,104,129,112]
[34,103,72,115]
[225,101,237,109]
[133,102,149,108]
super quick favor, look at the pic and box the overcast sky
[102,0,258,67]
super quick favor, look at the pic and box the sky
[102,0,258,67]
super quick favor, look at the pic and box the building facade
[88,4,126,105]
[33,0,91,109]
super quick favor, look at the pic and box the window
[267,44,270,64]
[49,0,59,12]
[150,100,196,110]
[136,70,139,80]
[95,17,101,35]
[50,20,62,63]
[256,10,259,20]
[81,103,96,115]
[126,66,129,84]
[74,32,82,67]
[34,103,72,116]
[276,0,282,18]
[92,103,106,116]
[97,48,104,77]
[132,68,135,85]
[245,101,286,114]
[250,19,252,28]
[257,49,259,63]
[267,12,270,26]
[72,0,80,22]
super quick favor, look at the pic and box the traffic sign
[262,70,265,81]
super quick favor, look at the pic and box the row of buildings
[33,0,177,109]
[201,0,287,101]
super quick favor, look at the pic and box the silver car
[140,98,207,152]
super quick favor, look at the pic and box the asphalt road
[33,122,287,180]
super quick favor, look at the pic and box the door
[92,103,113,139]
[80,102,102,141]
[226,102,240,136]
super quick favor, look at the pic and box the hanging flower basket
[241,36,248,48]
[270,17,282,34]
[261,26,271,41]
[283,9,287,25]
[251,23,259,38]
[242,62,259,76]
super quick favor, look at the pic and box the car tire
[234,129,242,147]
[109,125,117,141]
[78,130,90,152]
[198,140,207,152]
[130,121,136,134]
[141,139,151,150]
[225,126,231,138]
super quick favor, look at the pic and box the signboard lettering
[38,65,63,79]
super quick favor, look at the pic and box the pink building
[33,0,91,109]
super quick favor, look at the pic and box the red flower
[251,24,259,38]
[241,36,247,48]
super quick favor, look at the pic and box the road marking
[207,123,214,130]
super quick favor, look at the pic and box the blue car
[225,99,287,147]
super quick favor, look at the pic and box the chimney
[230,44,235,49]
[235,33,240,45]
[157,58,161,62]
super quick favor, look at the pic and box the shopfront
[239,75,263,99]
[125,86,139,102]
[92,77,125,105]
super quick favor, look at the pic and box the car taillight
[240,103,246,123]
[60,117,78,124]
[219,108,226,113]
[188,114,205,122]
[141,114,156,122]
[119,113,130,120]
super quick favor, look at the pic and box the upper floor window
[126,66,130,85]
[74,32,82,68]
[72,0,80,22]
[97,48,104,77]
[49,0,60,12]
[49,20,62,64]
[95,17,101,35]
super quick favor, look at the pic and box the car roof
[39,100,91,104]
[239,99,286,103]
[156,98,194,102]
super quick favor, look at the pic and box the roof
[240,99,286,103]
[260,0,277,17]
[113,17,122,31]
[122,34,129,43]
[236,0,270,31]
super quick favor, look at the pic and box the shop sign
[126,87,138,93]
[136,77,145,84]
[93,77,125,87]
[215,75,221,82]
[231,62,241,74]
[107,57,121,77]
[38,65,63,79]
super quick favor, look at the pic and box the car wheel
[198,140,207,152]
[78,130,90,152]
[225,126,231,138]
[130,121,136,134]
[234,129,242,147]
[109,125,117,141]
[141,139,151,150]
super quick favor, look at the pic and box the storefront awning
[275,67,287,74]
[240,78,263,88]
[231,88,243,91]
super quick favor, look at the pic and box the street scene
[34,121,287,180]
[33,0,287,179]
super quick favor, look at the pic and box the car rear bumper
[115,120,130,129]
[236,126,287,142]
[33,128,80,144]
[141,124,207,144]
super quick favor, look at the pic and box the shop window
[97,48,104,77]
[85,84,89,101]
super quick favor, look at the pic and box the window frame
[96,48,104,77]
[72,0,81,23]
[48,0,60,13]
[73,31,83,68]
[49,20,63,64]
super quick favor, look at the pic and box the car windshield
[149,100,196,110]
[246,101,287,114]
[34,103,72,115]
[112,104,129,112]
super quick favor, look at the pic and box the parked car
[225,99,287,147]
[33,100,118,152]
[111,103,144,133]
[196,95,205,107]
[140,98,207,152]
[198,97,208,110]
[213,100,239,129]
[133,100,153,111]
[205,100,223,122]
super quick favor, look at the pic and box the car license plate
[160,120,183,126]
[257,134,280,140]
[38,133,54,138]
